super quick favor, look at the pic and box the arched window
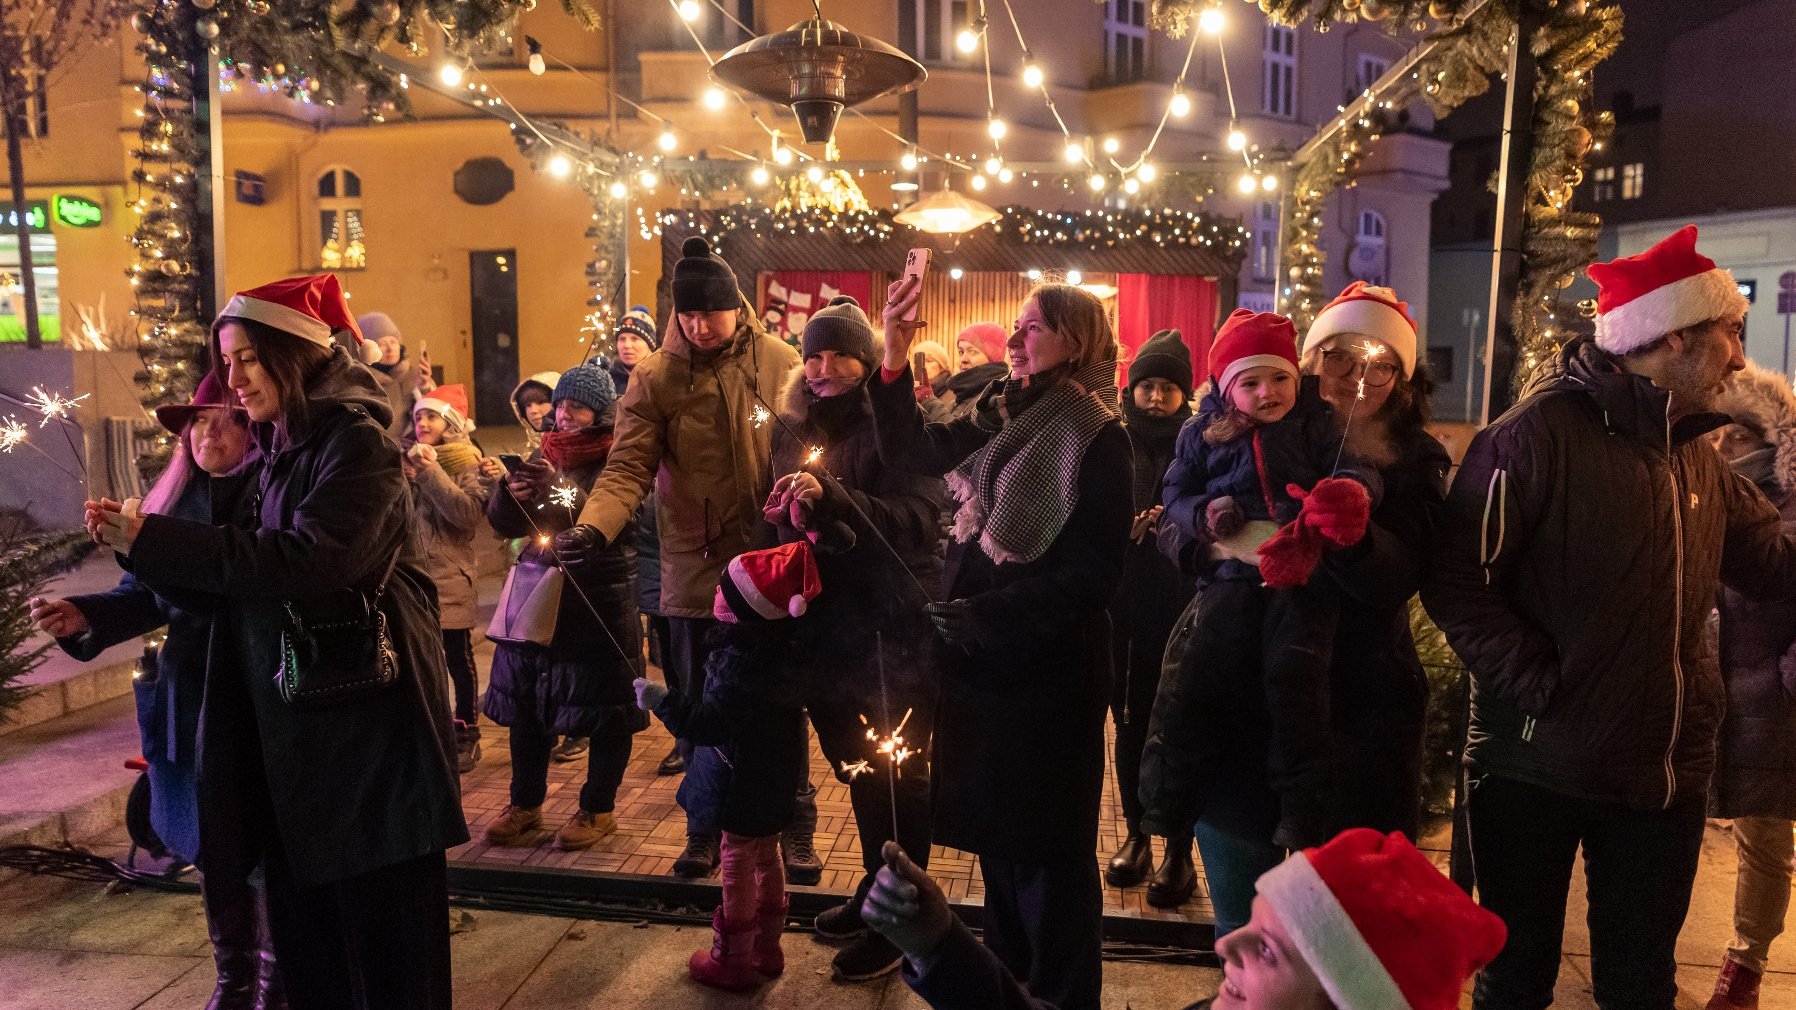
[1352,210,1388,286]
[317,166,366,270]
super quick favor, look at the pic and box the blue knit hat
[617,305,659,349]
[552,362,617,415]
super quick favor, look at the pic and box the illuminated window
[1354,54,1389,96]
[317,167,366,270]
[1106,0,1148,83]
[1592,165,1615,202]
[1262,24,1296,119]
[1252,200,1278,282]
[1622,162,1645,200]
[1353,210,1388,286]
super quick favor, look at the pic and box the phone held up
[900,247,931,322]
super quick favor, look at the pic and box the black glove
[552,524,605,569]
[925,599,985,649]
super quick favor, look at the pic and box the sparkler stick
[497,479,634,665]
[0,388,91,490]
[1329,341,1384,476]
[878,632,898,843]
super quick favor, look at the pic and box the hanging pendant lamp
[894,187,1000,236]
[711,11,927,145]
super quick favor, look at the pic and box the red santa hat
[1588,225,1749,356]
[1256,828,1508,1010]
[221,275,364,351]
[413,383,472,433]
[715,541,822,622]
[1208,308,1300,393]
[1302,281,1419,378]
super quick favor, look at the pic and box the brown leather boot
[481,804,543,845]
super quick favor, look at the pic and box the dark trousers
[978,854,1104,1010]
[441,628,478,735]
[1109,630,1166,831]
[644,613,672,676]
[811,689,934,896]
[262,841,452,1010]
[510,726,634,813]
[1468,774,1706,1010]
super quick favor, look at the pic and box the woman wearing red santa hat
[87,274,467,1010]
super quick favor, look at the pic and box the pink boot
[1707,958,1762,1010]
[688,910,763,991]
[750,898,789,977]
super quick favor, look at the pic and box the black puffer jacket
[1424,338,1796,811]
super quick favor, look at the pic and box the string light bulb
[1237,173,1258,194]
[548,154,571,178]
[998,167,1014,183]
[900,150,918,171]
[1102,137,1120,155]
[1137,162,1158,183]
[1170,88,1191,118]
[955,27,979,53]
[1066,270,1083,285]
[525,36,545,76]
[1063,141,1084,164]
[1123,178,1140,195]
[1088,172,1107,191]
[1022,62,1044,89]
[750,164,770,185]
[1199,6,1225,34]
[639,168,659,189]
[437,63,463,87]
[609,180,628,198]
[971,174,988,191]
[1261,173,1279,192]
[984,156,1002,176]
[949,267,964,280]
[987,117,1007,140]
[678,0,701,21]
[657,127,677,152]
[703,86,726,110]
[1227,126,1248,151]
[806,164,824,182]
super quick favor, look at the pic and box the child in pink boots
[634,541,821,990]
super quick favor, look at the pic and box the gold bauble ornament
[1429,0,1454,17]
[1577,297,1599,319]
[1362,0,1391,20]
[1561,97,1581,117]
[1556,274,1575,289]
[1343,0,1361,9]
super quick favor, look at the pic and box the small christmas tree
[1410,596,1469,819]
[0,521,95,726]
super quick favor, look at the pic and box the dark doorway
[470,250,519,429]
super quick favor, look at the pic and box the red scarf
[539,428,615,472]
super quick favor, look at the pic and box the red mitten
[1294,477,1371,549]
[1257,518,1324,588]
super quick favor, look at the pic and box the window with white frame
[1352,209,1388,286]
[317,167,366,270]
[1262,24,1296,119]
[1252,201,1278,282]
[1355,54,1389,96]
[1106,0,1148,82]
[915,0,972,64]
[1622,162,1645,200]
[1592,165,1615,202]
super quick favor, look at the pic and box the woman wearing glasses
[1143,283,1449,937]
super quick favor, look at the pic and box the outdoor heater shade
[710,17,927,145]
[894,188,1000,236]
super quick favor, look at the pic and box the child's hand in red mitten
[1257,518,1324,588]
[1293,477,1371,549]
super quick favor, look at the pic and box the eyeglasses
[1320,348,1399,388]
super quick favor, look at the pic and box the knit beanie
[1256,828,1508,1010]
[714,541,822,622]
[802,296,878,372]
[552,362,618,416]
[956,322,1009,366]
[672,236,744,313]
[617,305,660,349]
[1302,282,1420,378]
[1588,224,1750,356]
[1127,328,1195,398]
[1208,308,1300,393]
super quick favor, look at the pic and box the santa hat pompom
[359,338,384,365]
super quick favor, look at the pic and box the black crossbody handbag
[274,548,400,708]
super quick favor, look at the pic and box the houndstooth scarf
[945,359,1119,565]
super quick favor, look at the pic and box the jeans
[1728,816,1793,973]
[510,728,634,813]
[1467,774,1706,1010]
[1193,819,1286,938]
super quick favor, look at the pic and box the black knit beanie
[801,296,878,373]
[672,236,743,313]
[1127,328,1195,398]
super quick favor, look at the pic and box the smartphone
[497,453,526,474]
[900,247,931,322]
[913,350,933,396]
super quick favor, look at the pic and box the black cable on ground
[0,844,1216,967]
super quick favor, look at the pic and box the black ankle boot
[1146,837,1197,909]
[200,879,261,1010]
[1105,831,1154,888]
[252,886,288,1010]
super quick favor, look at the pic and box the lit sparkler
[1331,341,1387,475]
[549,480,579,510]
[750,403,772,429]
[0,416,25,453]
[805,446,824,466]
[26,386,90,427]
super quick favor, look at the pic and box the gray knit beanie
[552,362,618,415]
[801,296,878,372]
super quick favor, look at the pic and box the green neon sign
[53,195,102,228]
[0,201,47,231]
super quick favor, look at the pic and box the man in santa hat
[1425,224,1796,1009]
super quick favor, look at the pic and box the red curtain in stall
[1115,274,1221,386]
[757,270,875,343]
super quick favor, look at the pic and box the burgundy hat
[154,372,246,435]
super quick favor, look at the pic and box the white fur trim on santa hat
[1595,267,1748,356]
[1303,300,1418,378]
[1256,852,1413,1010]
[726,555,787,621]
[413,396,471,432]
[221,293,335,347]
[1220,353,1299,394]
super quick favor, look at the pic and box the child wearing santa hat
[406,384,491,772]
[864,827,1506,1010]
[633,541,821,991]
[1153,309,1381,853]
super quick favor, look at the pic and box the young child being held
[1153,308,1380,850]
[634,541,820,992]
